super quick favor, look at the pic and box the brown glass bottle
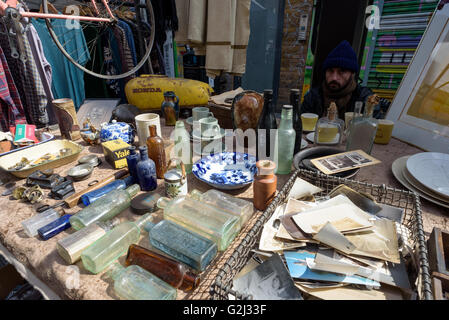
[146,124,166,178]
[125,244,200,291]
[253,160,277,211]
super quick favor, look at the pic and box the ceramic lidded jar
[100,120,134,144]
[161,91,179,126]
[253,160,277,211]
[164,158,187,198]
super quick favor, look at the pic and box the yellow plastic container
[125,75,213,111]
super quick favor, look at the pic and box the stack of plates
[391,152,449,208]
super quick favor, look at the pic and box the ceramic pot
[100,120,135,144]
[253,160,277,211]
[164,158,187,198]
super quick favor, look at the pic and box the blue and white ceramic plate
[192,152,257,190]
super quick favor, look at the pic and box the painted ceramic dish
[192,152,257,190]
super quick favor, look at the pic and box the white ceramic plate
[391,156,449,208]
[406,152,449,198]
[306,132,340,145]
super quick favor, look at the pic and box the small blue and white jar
[100,120,135,144]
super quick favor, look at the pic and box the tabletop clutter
[0,87,447,300]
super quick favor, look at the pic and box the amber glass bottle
[125,244,200,291]
[146,124,166,178]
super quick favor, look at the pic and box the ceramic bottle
[253,160,277,211]
[190,189,253,229]
[81,213,152,274]
[144,219,218,272]
[315,102,344,145]
[257,89,277,160]
[69,184,140,231]
[126,244,200,291]
[146,125,166,178]
[161,91,179,126]
[275,105,296,174]
[107,262,177,300]
[81,176,135,206]
[172,121,192,173]
[157,196,240,251]
[57,218,121,264]
[22,207,62,237]
[290,89,303,154]
[126,146,140,180]
[38,214,72,241]
[136,145,157,192]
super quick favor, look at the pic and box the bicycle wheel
[41,0,155,80]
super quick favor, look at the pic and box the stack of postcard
[234,177,413,300]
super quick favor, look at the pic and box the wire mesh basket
[209,169,433,300]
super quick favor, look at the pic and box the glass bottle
[253,160,277,211]
[22,207,63,237]
[315,102,344,145]
[275,105,296,174]
[146,124,167,179]
[256,89,277,160]
[107,262,177,300]
[136,145,157,192]
[126,244,200,291]
[80,176,135,206]
[81,213,153,274]
[172,120,192,174]
[346,95,379,154]
[57,218,121,264]
[37,214,72,241]
[144,219,217,272]
[69,184,140,231]
[290,89,303,154]
[157,196,240,251]
[126,146,140,180]
[190,189,253,229]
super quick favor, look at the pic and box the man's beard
[325,77,352,93]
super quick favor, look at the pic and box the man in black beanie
[300,40,373,120]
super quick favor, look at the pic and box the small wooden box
[427,227,449,278]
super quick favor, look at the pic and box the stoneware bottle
[161,91,179,126]
[253,160,277,211]
[146,125,166,178]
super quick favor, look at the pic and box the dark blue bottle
[80,176,135,206]
[126,146,140,180]
[38,214,72,241]
[136,146,157,192]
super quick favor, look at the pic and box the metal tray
[209,169,433,300]
[0,132,55,158]
[0,140,83,178]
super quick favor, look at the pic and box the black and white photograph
[311,150,381,175]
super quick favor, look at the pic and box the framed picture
[386,4,449,153]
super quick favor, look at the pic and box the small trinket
[12,186,27,200]
[14,185,45,203]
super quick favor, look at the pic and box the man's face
[325,67,354,91]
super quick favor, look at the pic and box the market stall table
[0,120,447,300]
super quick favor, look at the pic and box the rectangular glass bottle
[22,208,62,237]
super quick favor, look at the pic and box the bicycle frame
[0,0,115,22]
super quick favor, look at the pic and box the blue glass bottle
[144,220,218,272]
[126,146,139,180]
[136,146,157,192]
[38,214,72,241]
[81,176,135,206]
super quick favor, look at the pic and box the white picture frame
[386,4,449,153]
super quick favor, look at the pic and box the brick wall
[277,0,314,108]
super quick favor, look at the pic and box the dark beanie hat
[322,40,359,73]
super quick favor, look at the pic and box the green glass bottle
[107,262,177,300]
[172,120,192,173]
[69,184,140,231]
[81,213,153,274]
[275,105,296,174]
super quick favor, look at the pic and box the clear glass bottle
[81,213,153,274]
[38,214,72,241]
[172,120,192,174]
[107,262,177,300]
[290,89,303,154]
[22,207,63,237]
[69,184,140,231]
[144,219,217,272]
[256,89,277,160]
[157,196,240,251]
[81,176,135,206]
[275,105,296,174]
[136,145,157,192]
[57,218,121,264]
[146,124,167,179]
[190,189,253,229]
[126,244,200,291]
[346,95,379,154]
[315,102,344,145]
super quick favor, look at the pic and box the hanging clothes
[32,17,89,110]
[0,47,26,131]
[118,20,137,67]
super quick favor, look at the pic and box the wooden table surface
[0,119,447,300]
